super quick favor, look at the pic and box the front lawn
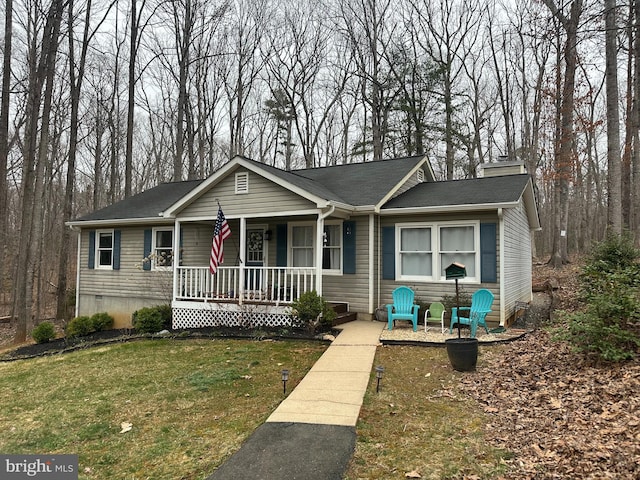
[0,339,326,479]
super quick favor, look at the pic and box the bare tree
[605,0,622,234]
[13,0,65,342]
[0,0,13,300]
[409,0,484,179]
[542,0,583,267]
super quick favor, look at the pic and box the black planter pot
[445,338,479,372]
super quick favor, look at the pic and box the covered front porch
[170,207,356,328]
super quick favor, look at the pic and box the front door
[245,229,265,292]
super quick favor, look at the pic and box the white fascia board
[163,156,333,217]
[374,156,429,213]
[176,203,353,223]
[522,179,542,231]
[66,217,175,229]
[379,201,519,215]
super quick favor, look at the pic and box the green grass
[0,339,326,480]
[1,338,512,479]
[344,345,511,480]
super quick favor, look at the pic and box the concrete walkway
[207,320,384,480]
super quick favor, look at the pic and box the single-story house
[67,155,540,330]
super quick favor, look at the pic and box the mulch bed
[0,326,334,361]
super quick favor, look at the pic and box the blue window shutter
[343,221,356,274]
[88,230,95,269]
[113,230,121,270]
[143,229,152,271]
[480,223,497,283]
[276,224,287,267]
[382,226,395,280]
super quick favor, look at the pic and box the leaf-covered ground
[457,259,640,479]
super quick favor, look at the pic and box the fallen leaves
[459,329,640,479]
[119,422,133,434]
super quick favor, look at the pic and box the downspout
[74,226,81,318]
[239,217,246,305]
[316,205,335,297]
[368,213,374,316]
[377,215,381,313]
[498,208,505,326]
[172,221,180,305]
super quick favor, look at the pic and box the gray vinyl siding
[377,212,501,325]
[391,171,423,199]
[77,227,173,327]
[502,202,533,320]
[322,215,372,314]
[180,220,241,267]
[179,168,316,218]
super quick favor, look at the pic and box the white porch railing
[175,266,317,304]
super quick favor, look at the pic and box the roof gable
[69,180,203,225]
[381,174,540,229]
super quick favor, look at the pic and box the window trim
[288,222,315,268]
[395,221,480,282]
[152,227,174,270]
[95,229,114,270]
[322,221,343,275]
[286,221,344,273]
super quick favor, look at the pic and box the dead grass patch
[0,339,326,479]
[345,345,509,480]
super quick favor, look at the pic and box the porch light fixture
[375,365,384,393]
[264,230,272,241]
[281,369,289,395]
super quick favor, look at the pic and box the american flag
[209,207,231,275]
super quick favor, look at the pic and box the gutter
[379,201,520,215]
[66,216,175,228]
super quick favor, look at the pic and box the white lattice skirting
[172,301,293,329]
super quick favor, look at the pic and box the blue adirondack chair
[386,286,419,331]
[449,288,494,337]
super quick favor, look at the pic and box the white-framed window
[152,228,173,269]
[96,230,114,269]
[439,225,476,279]
[322,222,342,273]
[290,223,314,267]
[398,225,433,280]
[235,171,249,194]
[396,221,479,282]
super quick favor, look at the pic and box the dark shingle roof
[294,156,426,206]
[382,174,531,209]
[73,180,204,222]
[239,155,426,206]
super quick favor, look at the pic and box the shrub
[90,312,114,332]
[31,322,56,344]
[66,316,95,338]
[289,291,336,330]
[133,306,168,333]
[155,304,172,328]
[555,233,640,362]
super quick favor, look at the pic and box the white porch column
[238,216,246,305]
[315,213,324,296]
[172,220,181,303]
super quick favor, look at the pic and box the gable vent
[416,168,425,183]
[235,172,249,194]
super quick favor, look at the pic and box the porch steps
[329,302,357,326]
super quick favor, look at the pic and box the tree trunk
[0,0,12,300]
[605,0,622,234]
[13,0,64,343]
[543,0,583,267]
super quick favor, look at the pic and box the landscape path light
[375,365,384,393]
[281,369,289,395]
